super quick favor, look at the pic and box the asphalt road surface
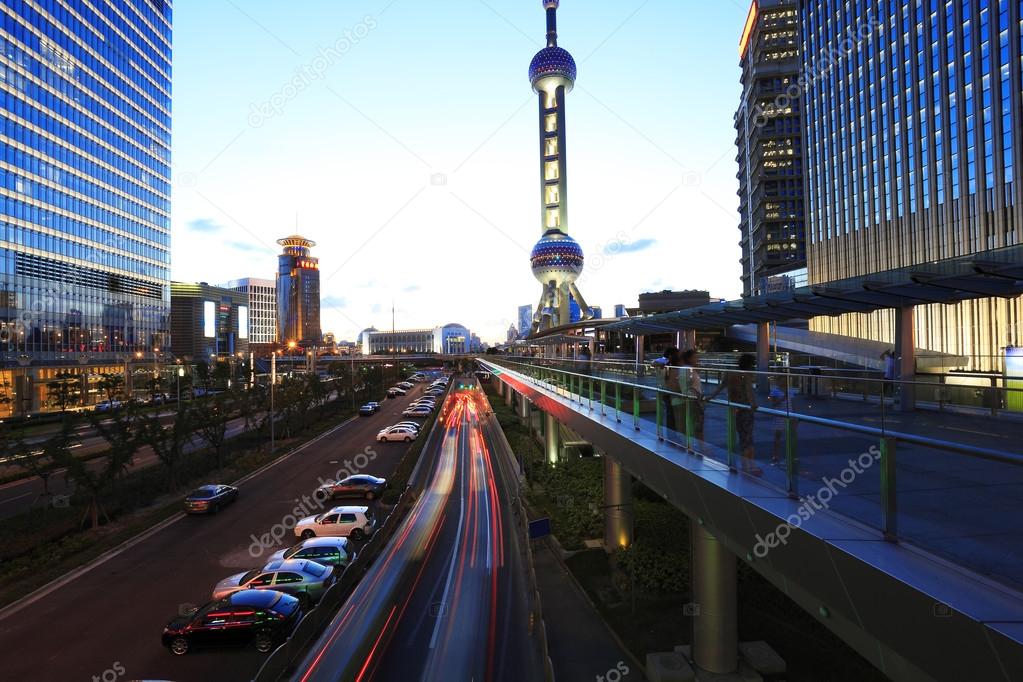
[0,381,437,682]
[292,383,542,682]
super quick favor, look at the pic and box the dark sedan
[184,484,239,514]
[315,475,388,501]
[162,590,301,655]
[358,404,376,417]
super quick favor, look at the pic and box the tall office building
[224,277,277,347]
[170,282,248,361]
[735,0,805,297]
[276,235,320,346]
[517,304,533,337]
[802,0,1022,367]
[0,1,172,361]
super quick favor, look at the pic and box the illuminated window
[546,209,560,228]
[545,137,558,156]
[545,114,557,132]
[545,161,559,180]
[545,91,557,109]
[546,185,560,205]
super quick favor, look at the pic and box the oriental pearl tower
[529,0,592,333]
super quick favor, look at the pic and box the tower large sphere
[529,46,577,91]
[531,230,584,285]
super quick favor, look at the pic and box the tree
[47,371,83,413]
[196,391,232,472]
[212,360,231,390]
[143,404,196,492]
[193,361,211,395]
[97,372,125,403]
[66,406,141,528]
[13,417,75,499]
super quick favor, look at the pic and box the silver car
[268,537,353,569]
[212,559,335,606]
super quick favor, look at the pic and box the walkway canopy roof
[602,244,1023,335]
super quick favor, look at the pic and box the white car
[294,506,376,541]
[390,421,422,431]
[403,407,432,418]
[409,399,435,408]
[378,426,418,442]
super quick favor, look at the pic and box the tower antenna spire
[545,0,559,47]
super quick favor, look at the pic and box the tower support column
[756,322,770,395]
[544,411,560,465]
[518,392,530,424]
[603,456,633,551]
[691,521,738,674]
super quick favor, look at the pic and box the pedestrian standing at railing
[769,374,795,465]
[653,347,678,433]
[728,354,760,475]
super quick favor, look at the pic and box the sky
[171,0,751,344]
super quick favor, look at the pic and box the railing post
[685,398,694,453]
[725,407,736,470]
[881,436,897,542]
[600,379,607,417]
[656,388,664,440]
[615,382,622,422]
[785,417,798,499]
[588,376,595,409]
[632,385,640,430]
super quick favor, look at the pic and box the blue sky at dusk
[171,0,750,342]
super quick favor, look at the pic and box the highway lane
[293,381,542,682]
[0,380,439,682]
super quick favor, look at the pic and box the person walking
[680,349,707,445]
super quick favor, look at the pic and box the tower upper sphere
[529,47,577,88]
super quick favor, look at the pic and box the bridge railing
[485,356,1023,591]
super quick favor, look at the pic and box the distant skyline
[172,0,749,342]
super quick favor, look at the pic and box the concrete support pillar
[603,456,633,551]
[691,521,738,674]
[635,334,645,364]
[544,411,560,465]
[505,384,514,407]
[895,306,916,412]
[682,329,696,351]
[756,322,771,395]
[496,380,504,398]
[518,392,530,423]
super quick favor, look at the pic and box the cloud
[401,284,421,293]
[322,295,348,309]
[226,240,274,255]
[187,218,224,233]
[370,303,383,314]
[604,237,657,256]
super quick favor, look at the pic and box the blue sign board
[528,517,551,539]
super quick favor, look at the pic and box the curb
[0,415,357,624]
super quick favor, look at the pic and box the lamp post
[270,351,277,454]
[176,364,184,404]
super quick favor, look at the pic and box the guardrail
[486,357,1023,589]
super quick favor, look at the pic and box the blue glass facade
[0,0,171,362]
[803,0,1023,366]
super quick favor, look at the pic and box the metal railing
[487,356,1023,590]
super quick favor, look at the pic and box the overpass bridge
[479,357,1023,682]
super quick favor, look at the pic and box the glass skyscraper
[802,0,1022,367]
[0,0,172,363]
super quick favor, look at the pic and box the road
[0,380,436,682]
[293,382,542,682]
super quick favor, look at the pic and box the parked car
[387,387,407,398]
[162,590,301,656]
[358,404,376,417]
[315,474,388,501]
[95,400,122,412]
[367,401,381,411]
[268,537,352,569]
[409,399,435,408]
[378,426,418,442]
[391,421,422,431]
[403,407,432,418]
[184,484,239,514]
[212,559,335,606]
[294,505,376,541]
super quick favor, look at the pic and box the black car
[162,590,301,655]
[359,404,376,417]
[316,475,389,501]
[184,484,239,514]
